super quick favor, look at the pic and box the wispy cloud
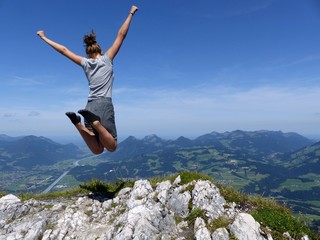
[113,84,320,138]
[258,55,320,72]
[1,83,319,139]
[4,75,44,86]
[224,1,273,17]
[191,0,273,19]
[60,86,87,95]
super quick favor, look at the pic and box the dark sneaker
[65,112,81,125]
[78,109,100,123]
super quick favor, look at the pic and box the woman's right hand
[37,30,45,38]
[130,5,138,15]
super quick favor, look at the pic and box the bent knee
[107,145,117,152]
[92,147,104,155]
[107,142,117,152]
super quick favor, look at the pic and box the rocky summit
[0,176,310,240]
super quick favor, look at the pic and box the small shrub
[111,202,118,208]
[186,208,207,225]
[45,223,55,230]
[207,216,233,232]
[79,179,133,198]
[181,184,195,194]
[84,210,93,217]
[174,214,183,224]
[44,204,54,209]
[153,192,159,202]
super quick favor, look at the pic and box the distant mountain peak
[143,134,162,143]
[126,136,137,141]
[176,136,191,141]
[0,134,83,169]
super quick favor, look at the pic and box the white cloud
[192,0,273,19]
[224,1,273,17]
[114,85,320,138]
[5,75,44,86]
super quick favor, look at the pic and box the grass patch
[186,208,207,225]
[218,184,320,239]
[177,171,214,185]
[0,191,6,198]
[207,216,233,233]
[18,187,89,201]
[148,171,214,189]
[218,184,252,208]
[252,206,319,239]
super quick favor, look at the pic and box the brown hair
[83,31,102,57]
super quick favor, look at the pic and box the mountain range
[0,135,83,170]
[100,130,313,161]
[68,130,320,225]
[1,130,320,227]
[73,130,314,182]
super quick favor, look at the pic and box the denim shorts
[85,97,117,140]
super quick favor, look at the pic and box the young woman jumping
[37,5,138,154]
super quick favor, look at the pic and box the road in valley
[41,158,85,194]
[42,170,69,193]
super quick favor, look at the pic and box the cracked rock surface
[0,177,309,240]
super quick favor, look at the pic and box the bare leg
[66,112,104,154]
[91,121,117,152]
[78,109,117,152]
[75,123,105,154]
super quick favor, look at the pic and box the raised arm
[37,31,83,65]
[107,5,138,61]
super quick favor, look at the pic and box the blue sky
[1,0,320,142]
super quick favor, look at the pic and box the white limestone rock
[229,213,266,240]
[211,228,230,240]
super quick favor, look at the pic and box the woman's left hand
[37,30,45,38]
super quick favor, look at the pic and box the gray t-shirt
[81,54,114,100]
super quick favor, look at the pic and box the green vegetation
[217,182,320,240]
[18,187,89,201]
[186,208,207,224]
[16,178,134,201]
[147,171,214,188]
[279,173,320,192]
[252,206,317,240]
[177,171,215,185]
[207,216,233,233]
